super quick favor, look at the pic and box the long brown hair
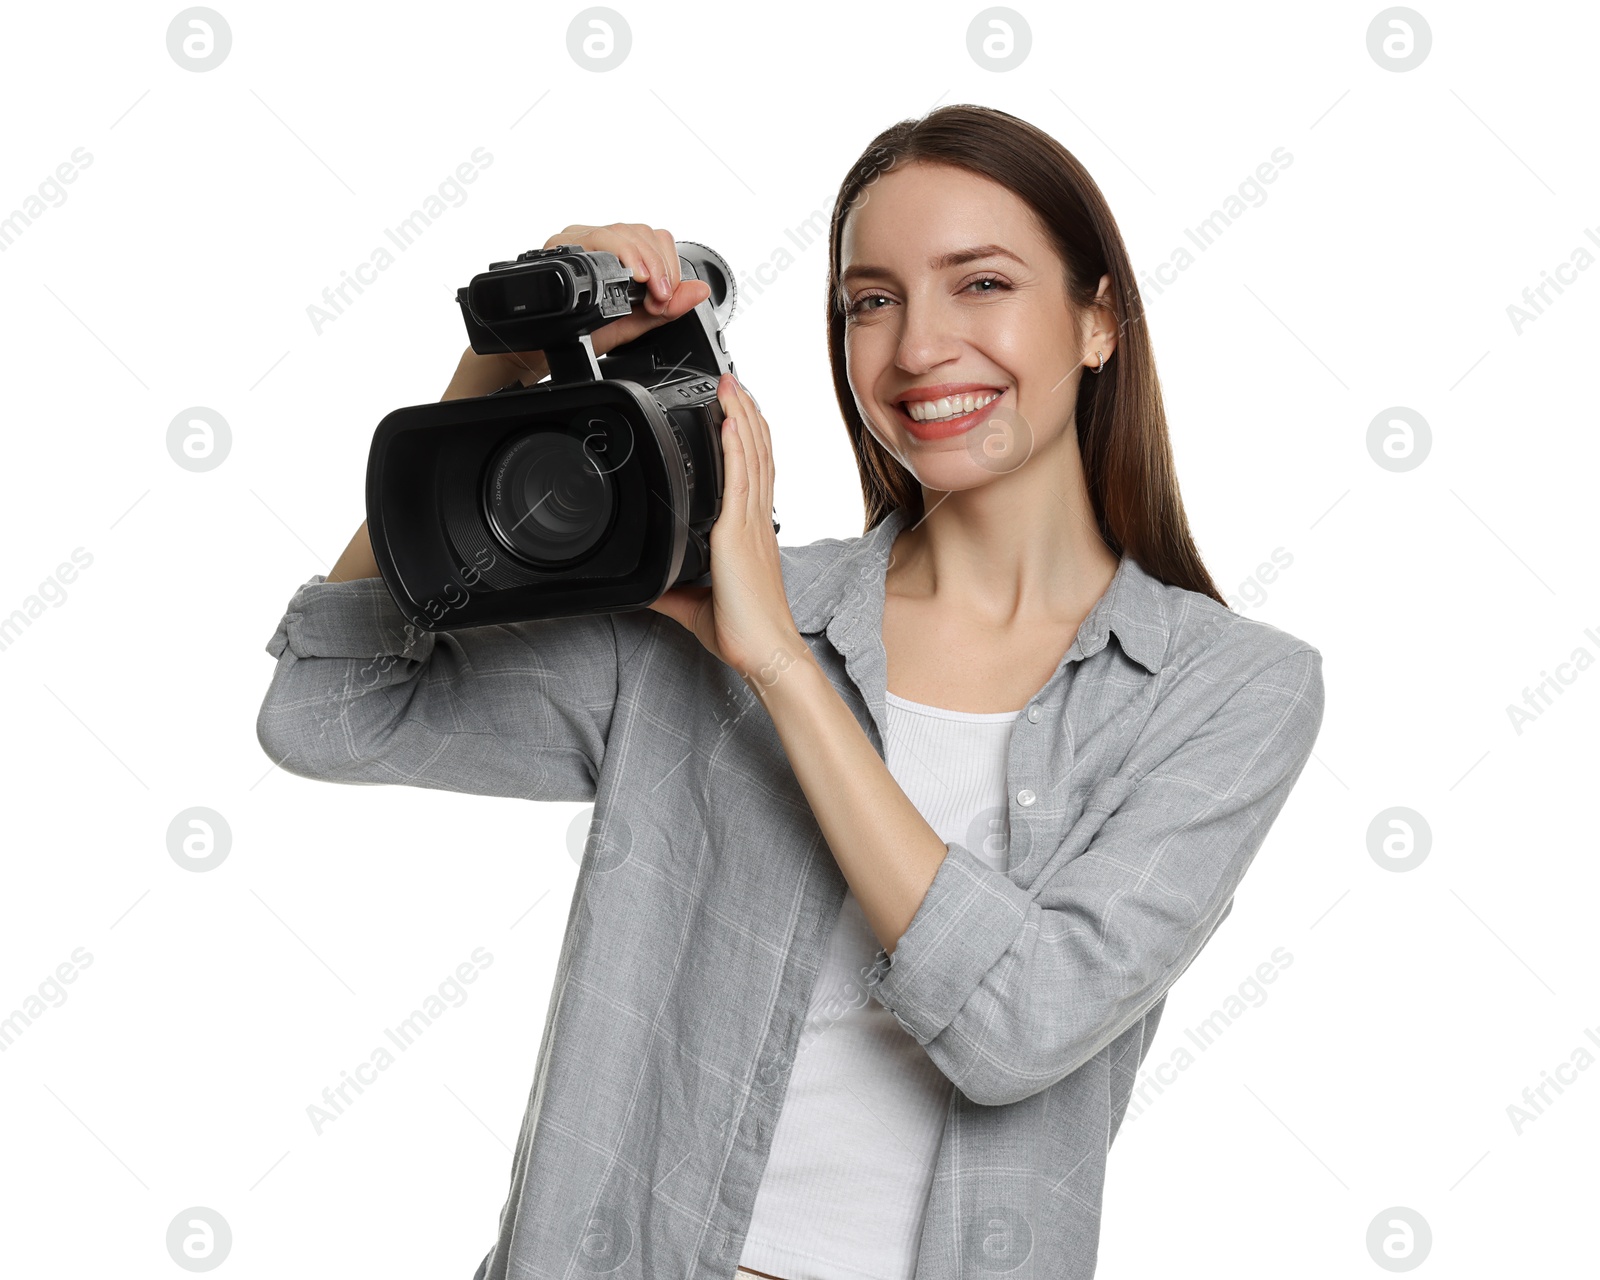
[824,103,1226,605]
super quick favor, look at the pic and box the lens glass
[484,430,614,565]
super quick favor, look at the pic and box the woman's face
[838,159,1111,495]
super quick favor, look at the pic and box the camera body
[366,241,755,632]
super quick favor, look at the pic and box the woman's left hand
[646,374,805,684]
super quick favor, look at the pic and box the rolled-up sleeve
[256,575,619,802]
[868,646,1325,1107]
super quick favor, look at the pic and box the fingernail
[656,275,671,297]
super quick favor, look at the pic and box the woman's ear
[1081,272,1119,368]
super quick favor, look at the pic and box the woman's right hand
[446,222,713,400]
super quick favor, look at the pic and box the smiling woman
[818,111,1214,724]
[257,104,1323,1280]
[724,105,1325,1279]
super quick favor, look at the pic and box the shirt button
[1026,705,1041,723]
[1017,789,1036,807]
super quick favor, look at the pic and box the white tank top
[739,689,1023,1280]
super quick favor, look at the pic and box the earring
[1090,349,1105,375]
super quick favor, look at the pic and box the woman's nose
[891,298,962,372]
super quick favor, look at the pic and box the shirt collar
[787,504,1170,676]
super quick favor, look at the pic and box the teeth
[905,391,1000,423]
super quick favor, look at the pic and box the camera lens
[483,430,614,565]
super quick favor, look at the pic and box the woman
[258,104,1324,1280]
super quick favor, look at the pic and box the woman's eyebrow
[841,244,1026,285]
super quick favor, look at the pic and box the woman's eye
[846,277,1010,316]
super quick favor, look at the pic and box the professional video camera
[366,241,762,631]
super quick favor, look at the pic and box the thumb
[661,277,712,315]
[594,279,712,357]
[645,584,712,636]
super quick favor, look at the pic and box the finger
[720,374,761,524]
[721,411,750,540]
[645,584,701,631]
[717,381,749,514]
[603,231,664,314]
[652,228,682,295]
[619,280,706,344]
[628,226,674,308]
[562,225,677,315]
[591,279,710,357]
[731,375,766,438]
[545,224,591,250]
[631,224,674,296]
[660,277,710,322]
[726,376,767,515]
[740,379,775,522]
[628,247,668,315]
[750,391,774,528]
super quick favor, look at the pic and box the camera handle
[542,333,603,384]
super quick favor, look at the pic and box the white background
[1,0,1595,1275]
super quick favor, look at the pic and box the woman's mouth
[894,388,1007,440]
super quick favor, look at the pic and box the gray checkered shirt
[258,503,1324,1279]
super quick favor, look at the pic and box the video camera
[366,241,760,631]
